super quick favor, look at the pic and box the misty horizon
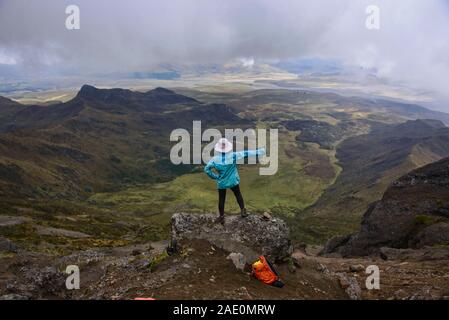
[1,0,449,109]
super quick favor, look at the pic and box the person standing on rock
[204,138,265,224]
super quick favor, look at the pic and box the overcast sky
[1,0,449,101]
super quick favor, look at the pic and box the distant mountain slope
[175,88,449,125]
[0,96,23,123]
[323,156,449,256]
[296,119,449,243]
[0,85,250,200]
[76,85,199,110]
[373,99,449,125]
[333,119,449,197]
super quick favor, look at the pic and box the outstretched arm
[234,147,266,161]
[204,160,219,180]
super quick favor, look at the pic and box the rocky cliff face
[323,157,449,256]
[171,213,293,263]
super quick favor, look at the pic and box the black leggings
[218,185,245,216]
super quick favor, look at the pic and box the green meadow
[88,131,339,224]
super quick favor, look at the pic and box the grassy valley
[1,85,449,254]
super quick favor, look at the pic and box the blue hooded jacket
[204,148,266,189]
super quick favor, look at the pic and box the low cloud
[1,0,449,102]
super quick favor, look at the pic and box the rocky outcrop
[323,157,449,257]
[336,273,362,300]
[226,253,246,271]
[171,213,292,263]
[4,265,68,299]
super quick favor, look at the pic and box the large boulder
[323,157,449,257]
[5,265,68,299]
[171,213,292,262]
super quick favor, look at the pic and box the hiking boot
[240,208,249,218]
[215,215,225,225]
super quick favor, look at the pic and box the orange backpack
[251,255,279,285]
